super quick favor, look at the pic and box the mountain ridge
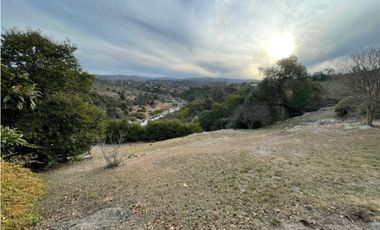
[95,74,260,84]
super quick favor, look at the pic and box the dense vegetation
[170,56,325,131]
[105,119,202,143]
[1,29,107,167]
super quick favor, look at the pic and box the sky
[2,0,380,79]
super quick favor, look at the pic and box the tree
[1,64,40,161]
[341,43,380,126]
[1,29,107,167]
[239,102,271,129]
[258,56,323,116]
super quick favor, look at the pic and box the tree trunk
[367,107,374,127]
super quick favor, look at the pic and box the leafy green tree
[259,56,323,116]
[1,29,106,166]
[16,93,107,164]
[1,64,40,124]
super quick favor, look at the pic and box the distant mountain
[95,74,260,84]
[169,77,260,84]
[95,74,152,81]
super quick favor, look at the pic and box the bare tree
[98,132,125,168]
[341,43,380,126]
[240,102,272,129]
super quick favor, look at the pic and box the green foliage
[335,97,356,117]
[198,110,222,131]
[1,29,83,95]
[0,126,28,148]
[145,119,202,141]
[16,93,107,165]
[130,112,146,119]
[271,217,281,226]
[1,65,41,123]
[1,29,107,167]
[188,96,214,116]
[0,126,31,160]
[258,56,324,116]
[284,77,324,113]
[104,119,202,143]
[175,56,324,132]
[271,106,290,121]
[180,87,210,101]
[106,120,145,143]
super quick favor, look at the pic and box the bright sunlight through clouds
[268,32,295,60]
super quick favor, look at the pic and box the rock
[314,119,339,125]
[371,222,380,230]
[52,208,130,230]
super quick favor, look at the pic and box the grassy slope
[37,108,380,229]
[1,161,44,229]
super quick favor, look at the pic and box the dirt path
[35,108,380,229]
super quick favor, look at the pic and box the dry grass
[1,161,44,229]
[36,108,380,229]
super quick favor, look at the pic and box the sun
[268,32,295,60]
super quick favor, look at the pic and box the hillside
[36,107,380,229]
[95,74,260,85]
[92,79,188,120]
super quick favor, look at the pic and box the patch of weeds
[274,170,283,177]
[271,217,281,226]
[349,207,374,222]
[1,160,44,229]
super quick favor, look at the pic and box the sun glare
[268,32,295,60]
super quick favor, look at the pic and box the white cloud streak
[2,0,380,79]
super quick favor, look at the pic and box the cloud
[2,0,380,79]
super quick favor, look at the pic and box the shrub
[21,93,107,166]
[99,133,125,168]
[1,160,44,229]
[212,118,231,130]
[335,97,355,117]
[0,126,30,161]
[106,119,145,143]
[198,110,221,131]
[130,112,146,120]
[145,119,202,141]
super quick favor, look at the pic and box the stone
[52,207,130,230]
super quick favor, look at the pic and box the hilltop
[36,107,380,229]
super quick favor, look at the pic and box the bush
[20,93,107,166]
[198,110,220,131]
[212,118,231,130]
[130,112,146,120]
[335,97,356,117]
[145,119,202,141]
[0,126,30,161]
[106,119,145,143]
[1,160,44,229]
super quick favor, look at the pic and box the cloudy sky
[2,0,380,79]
